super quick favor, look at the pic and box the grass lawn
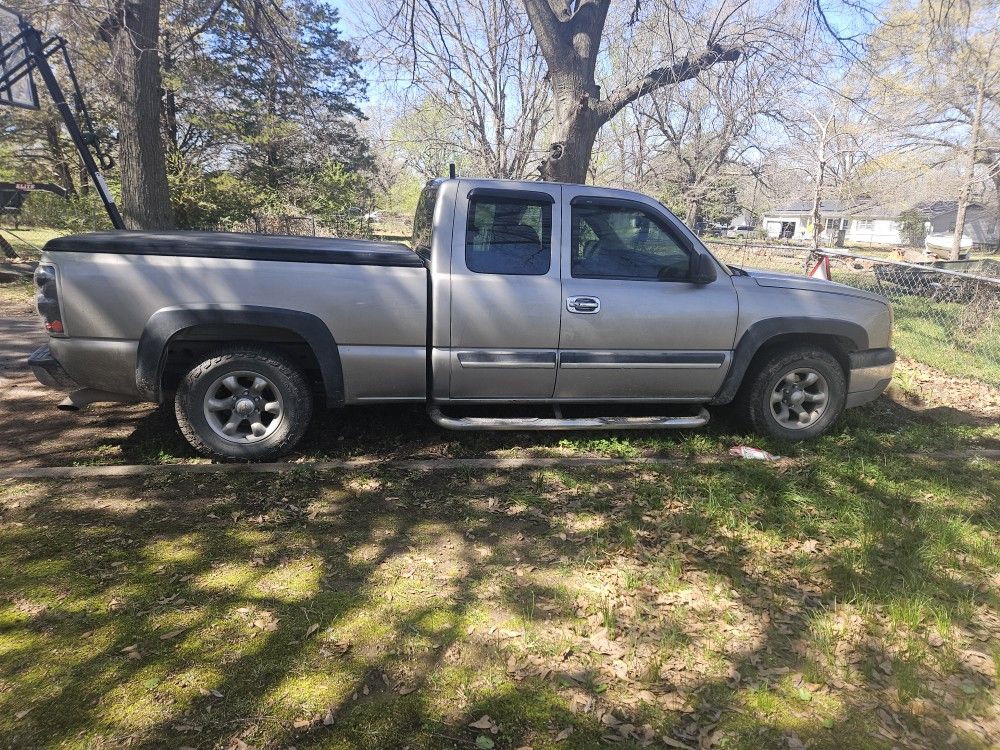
[1,423,999,749]
[889,297,1000,386]
[0,226,66,260]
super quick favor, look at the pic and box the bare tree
[358,0,550,180]
[626,52,789,226]
[522,0,745,182]
[870,0,1000,259]
[383,0,818,184]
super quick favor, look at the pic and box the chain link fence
[707,242,1000,387]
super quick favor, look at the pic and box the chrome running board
[428,405,710,431]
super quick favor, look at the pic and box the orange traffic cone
[808,254,831,280]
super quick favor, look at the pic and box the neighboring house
[760,199,998,248]
[917,201,998,251]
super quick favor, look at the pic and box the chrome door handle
[567,295,601,314]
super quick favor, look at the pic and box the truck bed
[41,231,429,403]
[45,231,424,268]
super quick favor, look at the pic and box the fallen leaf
[159,628,186,640]
[14,708,31,720]
[469,714,496,730]
[555,727,573,741]
[660,737,696,750]
[305,623,320,638]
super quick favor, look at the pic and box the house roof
[766,200,888,218]
[766,199,984,220]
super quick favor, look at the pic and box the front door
[449,183,562,399]
[555,190,738,400]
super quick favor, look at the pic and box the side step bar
[428,405,710,431]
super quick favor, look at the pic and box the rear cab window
[411,179,443,263]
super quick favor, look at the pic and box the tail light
[34,264,65,336]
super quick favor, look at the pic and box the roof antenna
[449,162,456,179]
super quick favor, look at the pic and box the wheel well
[160,324,325,402]
[748,333,852,377]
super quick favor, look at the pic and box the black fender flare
[711,317,869,405]
[136,305,344,405]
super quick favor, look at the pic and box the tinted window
[571,203,693,281]
[411,179,442,261]
[465,197,551,275]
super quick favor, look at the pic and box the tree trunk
[993,170,1000,253]
[162,31,179,151]
[521,0,739,184]
[107,0,175,229]
[685,197,699,228]
[952,81,985,261]
[810,121,829,253]
[541,73,603,182]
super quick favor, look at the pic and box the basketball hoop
[0,4,123,229]
[0,4,39,109]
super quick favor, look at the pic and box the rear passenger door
[448,184,562,399]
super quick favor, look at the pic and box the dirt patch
[888,356,1000,423]
[0,280,35,317]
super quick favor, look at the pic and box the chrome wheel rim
[769,368,829,429]
[203,371,283,443]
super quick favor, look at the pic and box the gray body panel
[45,250,428,403]
[35,178,894,414]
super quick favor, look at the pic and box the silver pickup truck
[29,178,895,460]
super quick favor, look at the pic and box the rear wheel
[736,346,846,441]
[175,346,313,460]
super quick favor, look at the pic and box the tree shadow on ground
[0,448,997,749]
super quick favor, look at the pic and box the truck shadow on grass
[0,446,997,749]
[110,393,995,467]
[116,400,727,465]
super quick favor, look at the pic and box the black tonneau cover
[44,231,424,268]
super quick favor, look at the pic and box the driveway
[0,312,43,385]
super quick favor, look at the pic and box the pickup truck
[29,178,895,460]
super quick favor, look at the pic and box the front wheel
[175,346,313,460]
[735,346,847,441]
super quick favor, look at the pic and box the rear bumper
[28,345,79,391]
[846,347,895,408]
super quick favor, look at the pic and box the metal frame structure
[0,4,124,229]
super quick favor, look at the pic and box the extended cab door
[555,188,738,400]
[448,182,562,399]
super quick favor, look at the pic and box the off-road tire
[735,346,847,441]
[175,346,313,461]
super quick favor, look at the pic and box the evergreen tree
[199,0,370,207]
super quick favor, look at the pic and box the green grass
[0,226,66,259]
[1,426,999,749]
[890,296,1000,384]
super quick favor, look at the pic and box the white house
[760,200,998,249]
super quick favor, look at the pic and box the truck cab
[418,179,737,405]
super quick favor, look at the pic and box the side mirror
[690,253,718,284]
